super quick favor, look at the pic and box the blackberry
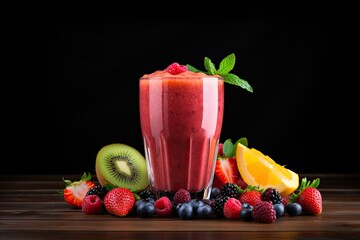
[220,183,241,199]
[213,195,230,218]
[86,185,108,200]
[262,188,282,205]
[139,189,156,200]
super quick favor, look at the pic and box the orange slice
[236,143,299,196]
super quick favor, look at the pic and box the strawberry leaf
[290,177,321,203]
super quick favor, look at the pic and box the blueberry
[137,201,155,218]
[188,199,205,213]
[210,187,220,199]
[240,204,253,221]
[135,197,155,209]
[286,202,302,216]
[196,205,213,219]
[241,202,250,208]
[135,199,145,209]
[178,203,193,219]
[273,203,285,218]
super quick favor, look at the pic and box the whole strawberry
[104,187,135,217]
[239,186,263,207]
[251,201,277,223]
[62,172,96,208]
[291,177,322,215]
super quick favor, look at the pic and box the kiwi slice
[95,143,149,193]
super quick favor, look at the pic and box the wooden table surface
[1,173,359,240]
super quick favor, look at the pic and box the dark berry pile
[81,184,314,223]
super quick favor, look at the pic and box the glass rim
[140,76,224,80]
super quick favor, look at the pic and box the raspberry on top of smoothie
[165,62,188,75]
[142,65,214,78]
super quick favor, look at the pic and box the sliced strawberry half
[214,156,239,185]
[62,172,96,208]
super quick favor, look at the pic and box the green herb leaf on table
[186,53,253,93]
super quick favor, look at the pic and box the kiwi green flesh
[95,143,149,193]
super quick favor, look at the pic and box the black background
[8,8,350,175]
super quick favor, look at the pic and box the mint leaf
[222,137,248,158]
[204,57,217,75]
[186,64,202,73]
[222,139,234,158]
[230,137,248,157]
[223,73,253,93]
[218,53,235,75]
[187,53,253,93]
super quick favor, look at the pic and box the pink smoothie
[139,70,224,197]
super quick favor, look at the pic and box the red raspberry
[165,62,188,75]
[223,198,242,219]
[82,195,102,214]
[154,196,173,217]
[251,201,277,223]
[173,189,191,204]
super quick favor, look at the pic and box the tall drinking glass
[139,71,224,199]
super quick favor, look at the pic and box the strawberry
[215,143,238,185]
[104,187,135,217]
[291,177,322,215]
[239,186,263,207]
[62,172,96,208]
[212,174,224,189]
[215,138,248,186]
[215,156,239,185]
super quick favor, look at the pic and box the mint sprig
[221,137,248,158]
[186,53,253,93]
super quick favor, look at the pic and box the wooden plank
[0,174,359,240]
[1,231,359,240]
[0,218,360,232]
